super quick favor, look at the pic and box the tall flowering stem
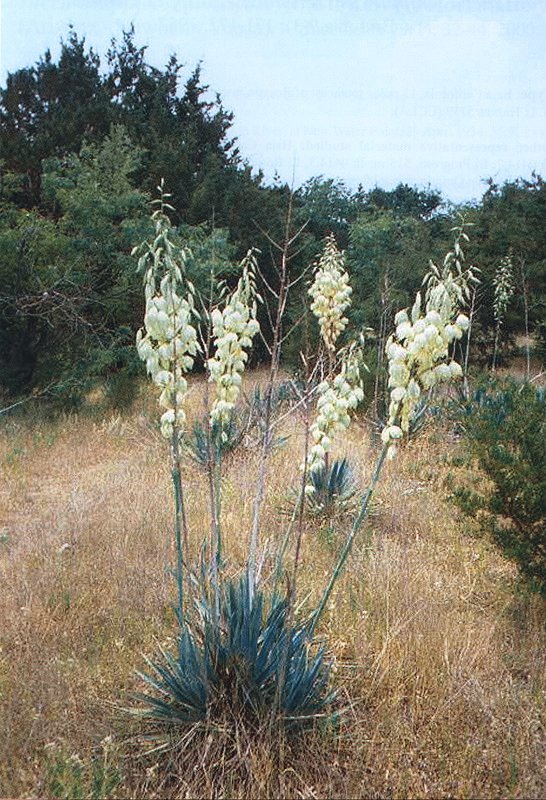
[205,251,261,615]
[311,230,475,632]
[134,184,200,621]
[306,235,364,483]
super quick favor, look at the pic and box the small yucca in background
[305,458,357,518]
[182,410,248,467]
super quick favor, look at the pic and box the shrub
[450,380,546,594]
[104,367,141,411]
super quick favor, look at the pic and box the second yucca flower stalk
[205,252,261,614]
[306,235,364,480]
[135,186,200,621]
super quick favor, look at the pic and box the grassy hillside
[0,375,544,798]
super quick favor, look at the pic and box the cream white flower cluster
[309,234,352,350]
[208,256,260,425]
[382,290,469,459]
[137,269,200,439]
[306,349,364,478]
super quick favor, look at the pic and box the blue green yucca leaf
[134,630,208,724]
[135,573,334,729]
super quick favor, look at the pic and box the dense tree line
[1,28,544,406]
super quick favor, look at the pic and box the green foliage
[46,745,120,800]
[179,224,237,295]
[347,209,441,333]
[451,380,546,594]
[471,175,546,343]
[295,176,360,246]
[135,572,333,731]
[2,24,544,406]
[0,28,112,206]
[364,183,443,220]
[103,367,141,411]
[306,458,357,518]
[0,126,149,399]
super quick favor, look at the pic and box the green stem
[273,402,311,725]
[171,459,185,624]
[212,444,222,621]
[309,437,390,635]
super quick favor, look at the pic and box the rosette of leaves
[183,409,249,467]
[306,458,357,518]
[134,572,334,733]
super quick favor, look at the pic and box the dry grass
[0,374,544,798]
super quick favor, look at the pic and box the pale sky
[1,0,544,203]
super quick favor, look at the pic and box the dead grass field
[0,374,544,798]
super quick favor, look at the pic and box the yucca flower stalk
[308,233,352,352]
[134,183,200,620]
[310,231,474,632]
[380,221,476,459]
[203,250,261,619]
[208,251,261,428]
[492,253,514,370]
[305,236,364,481]
[381,294,469,459]
[305,344,365,479]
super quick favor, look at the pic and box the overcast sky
[1,0,544,203]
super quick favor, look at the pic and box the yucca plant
[182,408,248,467]
[134,570,333,737]
[132,190,336,752]
[305,458,357,517]
[131,194,475,778]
